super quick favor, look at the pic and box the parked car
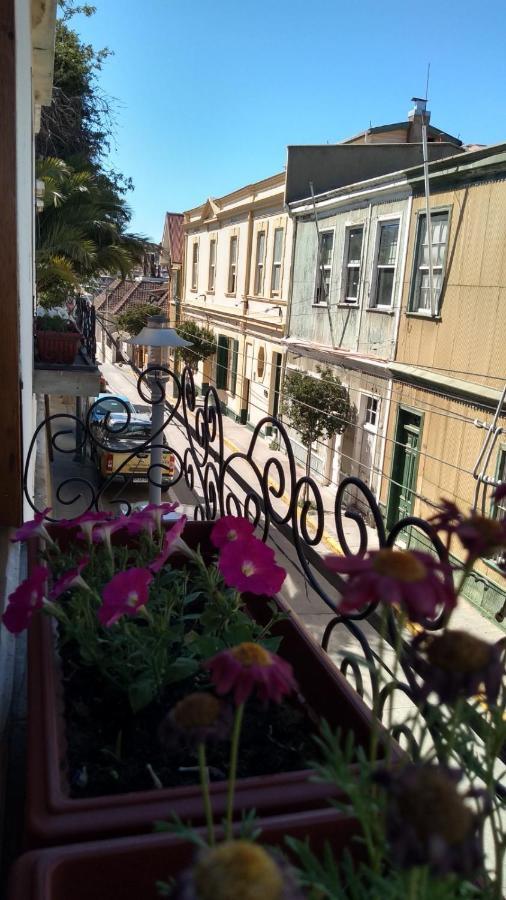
[89,393,137,426]
[92,412,175,489]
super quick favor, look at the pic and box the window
[342,226,363,304]
[490,448,506,568]
[371,221,399,308]
[254,230,266,295]
[315,231,334,304]
[271,227,284,295]
[208,239,216,292]
[228,236,238,293]
[364,396,379,428]
[216,335,229,389]
[257,346,265,380]
[410,211,449,313]
[191,242,199,291]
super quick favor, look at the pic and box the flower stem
[197,742,215,847]
[225,702,245,841]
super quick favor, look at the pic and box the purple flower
[50,557,90,601]
[172,841,304,900]
[325,548,456,623]
[204,642,297,705]
[409,629,505,706]
[211,516,255,549]
[218,536,286,596]
[142,501,179,530]
[98,568,153,626]
[429,499,464,534]
[159,692,232,750]
[376,764,484,877]
[11,508,53,544]
[455,513,506,562]
[74,510,113,543]
[150,516,188,573]
[2,566,49,633]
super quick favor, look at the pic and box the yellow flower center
[373,549,427,583]
[397,769,474,846]
[425,630,492,673]
[227,529,238,541]
[466,515,504,545]
[172,693,222,730]
[241,560,256,577]
[232,643,272,668]
[126,592,139,607]
[194,841,284,900]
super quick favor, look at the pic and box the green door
[387,410,422,529]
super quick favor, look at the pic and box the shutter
[216,335,229,389]
[230,339,239,397]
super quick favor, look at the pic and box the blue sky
[74,0,506,241]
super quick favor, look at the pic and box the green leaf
[165,657,200,684]
[128,677,156,713]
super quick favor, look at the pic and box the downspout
[238,209,255,418]
[279,213,298,427]
[355,199,373,349]
[421,115,436,316]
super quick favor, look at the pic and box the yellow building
[181,174,293,430]
[381,144,506,622]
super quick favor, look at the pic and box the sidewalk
[98,360,504,646]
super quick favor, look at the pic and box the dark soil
[60,641,321,799]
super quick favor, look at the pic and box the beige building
[181,174,293,431]
[381,144,506,622]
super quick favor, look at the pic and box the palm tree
[36,157,147,305]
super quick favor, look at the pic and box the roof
[161,213,184,266]
[342,120,462,147]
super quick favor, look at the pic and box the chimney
[408,97,430,142]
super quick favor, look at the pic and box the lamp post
[127,315,192,504]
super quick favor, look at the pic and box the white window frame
[254,230,266,296]
[409,208,450,314]
[208,238,217,292]
[191,241,199,292]
[340,224,364,305]
[314,228,335,306]
[369,218,401,309]
[228,235,238,294]
[270,227,284,296]
[364,395,380,430]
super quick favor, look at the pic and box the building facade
[380,144,506,620]
[182,174,293,430]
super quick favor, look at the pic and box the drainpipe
[354,199,373,348]
[421,114,436,317]
[279,215,298,427]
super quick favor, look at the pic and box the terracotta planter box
[10,808,358,900]
[36,329,82,365]
[26,522,395,847]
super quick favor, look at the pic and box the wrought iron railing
[23,357,506,798]
[75,295,96,362]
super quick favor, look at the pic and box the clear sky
[73,0,506,242]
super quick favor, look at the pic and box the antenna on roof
[425,62,431,105]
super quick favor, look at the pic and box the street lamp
[127,315,192,504]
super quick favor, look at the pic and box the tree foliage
[117,304,162,337]
[282,366,355,446]
[175,320,217,368]
[36,158,146,306]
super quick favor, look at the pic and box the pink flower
[218,537,286,596]
[211,516,255,549]
[11,508,53,544]
[142,501,180,530]
[74,510,113,543]
[2,566,49,633]
[203,642,297,705]
[455,514,506,562]
[50,557,90,601]
[121,511,157,538]
[150,516,188,573]
[98,568,153,626]
[325,548,456,623]
[429,500,464,534]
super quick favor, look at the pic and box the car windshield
[96,398,133,414]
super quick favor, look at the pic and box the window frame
[408,207,451,316]
[270,227,284,296]
[364,395,380,430]
[340,224,364,306]
[314,228,335,306]
[191,241,199,292]
[253,230,266,296]
[208,238,217,292]
[228,235,238,295]
[369,218,401,310]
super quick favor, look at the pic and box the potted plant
[35,311,82,365]
[5,509,398,847]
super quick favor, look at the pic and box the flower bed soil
[61,639,319,798]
